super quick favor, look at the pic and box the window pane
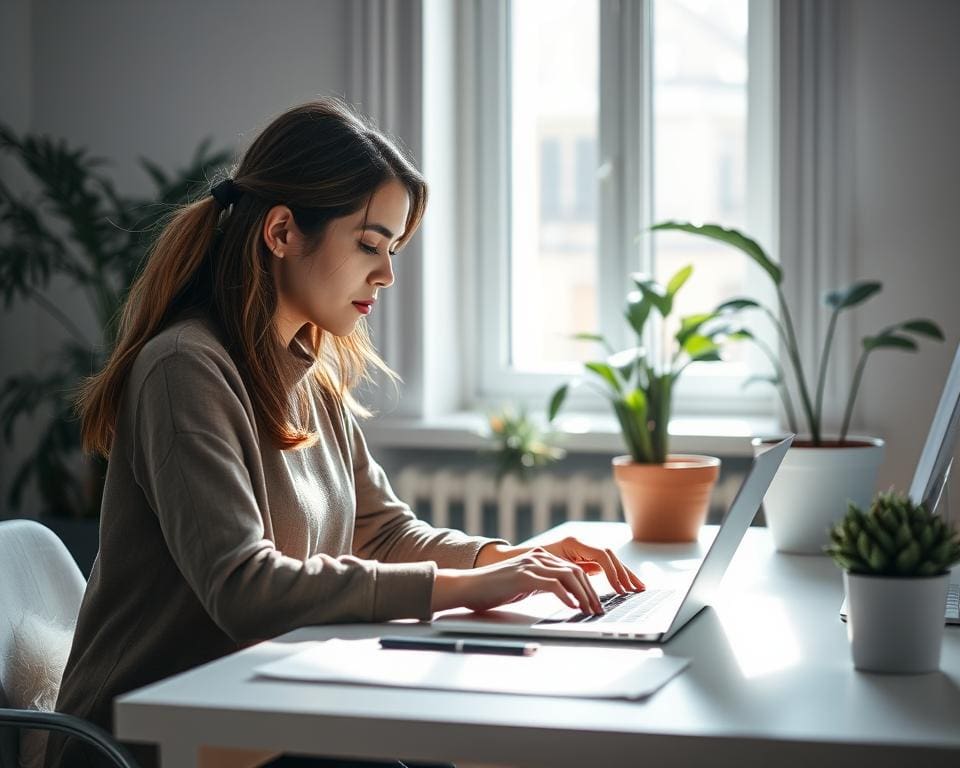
[509,0,599,372]
[652,0,751,371]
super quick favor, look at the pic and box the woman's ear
[262,205,297,257]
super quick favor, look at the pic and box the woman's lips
[352,301,373,315]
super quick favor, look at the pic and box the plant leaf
[607,347,643,383]
[716,297,761,314]
[584,362,623,394]
[900,319,945,340]
[681,334,719,358]
[547,384,568,422]
[650,221,782,285]
[676,313,717,347]
[689,350,723,364]
[666,264,693,298]
[625,290,652,336]
[863,334,918,352]
[824,280,882,310]
[630,274,672,317]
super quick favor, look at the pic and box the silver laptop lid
[661,435,793,640]
[435,435,794,642]
[908,343,960,517]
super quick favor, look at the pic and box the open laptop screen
[909,343,960,517]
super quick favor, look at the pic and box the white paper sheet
[254,638,689,700]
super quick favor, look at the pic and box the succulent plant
[824,490,960,577]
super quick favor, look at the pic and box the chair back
[0,520,86,708]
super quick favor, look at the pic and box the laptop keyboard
[537,589,673,625]
[948,583,959,622]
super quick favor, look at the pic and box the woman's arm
[347,412,508,568]
[132,348,436,642]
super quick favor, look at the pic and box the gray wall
[847,0,960,501]
[0,0,351,515]
[1,0,959,518]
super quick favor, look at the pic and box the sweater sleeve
[131,348,436,644]
[348,411,508,568]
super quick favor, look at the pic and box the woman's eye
[360,242,379,255]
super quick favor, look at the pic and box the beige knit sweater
[44,313,502,768]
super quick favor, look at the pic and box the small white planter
[844,571,950,673]
[753,436,885,554]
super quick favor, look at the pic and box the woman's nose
[371,253,394,288]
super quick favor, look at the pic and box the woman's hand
[475,537,645,595]
[431,549,605,615]
[539,536,645,594]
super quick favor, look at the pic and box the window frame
[461,0,779,419]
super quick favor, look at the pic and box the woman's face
[266,179,410,344]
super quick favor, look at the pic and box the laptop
[840,342,960,624]
[434,435,794,643]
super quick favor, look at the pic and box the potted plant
[484,404,566,483]
[825,490,960,673]
[651,222,944,553]
[0,123,230,571]
[547,266,733,542]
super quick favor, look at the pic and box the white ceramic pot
[844,571,949,673]
[752,436,885,554]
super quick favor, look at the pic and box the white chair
[0,519,139,768]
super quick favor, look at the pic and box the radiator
[395,467,621,542]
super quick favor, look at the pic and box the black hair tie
[210,178,242,209]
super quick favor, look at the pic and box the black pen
[379,635,539,656]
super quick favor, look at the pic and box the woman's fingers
[606,549,647,592]
[574,548,627,595]
[546,537,646,593]
[525,574,579,610]
[523,557,602,614]
[599,547,645,593]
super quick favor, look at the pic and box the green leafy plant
[547,266,738,464]
[0,123,231,518]
[484,404,566,482]
[825,490,960,576]
[650,222,945,444]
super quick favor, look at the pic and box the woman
[45,98,643,768]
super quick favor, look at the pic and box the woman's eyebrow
[356,223,395,239]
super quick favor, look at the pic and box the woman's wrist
[431,568,463,612]
[473,542,528,568]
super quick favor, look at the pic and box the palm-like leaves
[0,122,232,517]
[651,221,945,443]
[549,265,729,464]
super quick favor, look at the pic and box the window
[468,0,778,417]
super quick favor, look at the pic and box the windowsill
[364,412,782,457]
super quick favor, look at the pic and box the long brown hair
[78,98,428,457]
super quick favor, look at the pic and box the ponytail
[77,196,223,456]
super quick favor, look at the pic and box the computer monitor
[908,343,960,520]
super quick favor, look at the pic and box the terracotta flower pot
[612,454,721,542]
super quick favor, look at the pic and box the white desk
[115,523,960,767]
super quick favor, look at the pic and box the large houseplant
[825,490,960,672]
[652,221,944,553]
[547,265,734,542]
[0,123,231,521]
